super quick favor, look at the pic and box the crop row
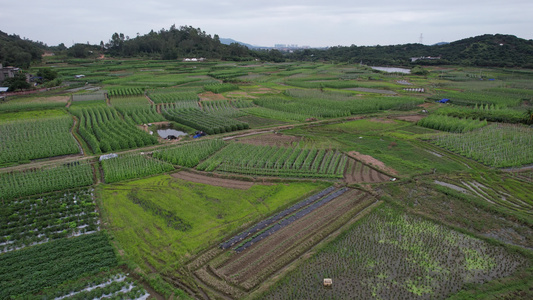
[203,83,239,93]
[243,106,309,122]
[39,272,147,300]
[71,106,158,154]
[438,90,523,107]
[435,104,527,124]
[72,92,106,102]
[254,96,350,119]
[153,139,226,167]
[101,153,175,183]
[0,188,99,252]
[202,100,247,118]
[115,106,166,124]
[160,101,199,110]
[234,188,348,252]
[417,115,488,133]
[162,107,249,135]
[262,204,526,299]
[217,189,371,290]
[107,87,145,97]
[433,124,533,167]
[110,96,151,106]
[0,116,80,165]
[147,89,200,103]
[231,99,254,108]
[0,162,94,201]
[0,232,118,299]
[197,143,348,178]
[253,95,423,119]
[220,186,337,249]
[0,101,66,113]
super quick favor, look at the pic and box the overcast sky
[1,1,532,47]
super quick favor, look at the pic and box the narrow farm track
[69,115,84,155]
[171,171,255,190]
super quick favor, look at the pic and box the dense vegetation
[1,56,532,299]
[0,232,117,299]
[0,30,44,68]
[287,34,533,68]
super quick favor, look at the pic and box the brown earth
[392,115,426,122]
[368,117,396,124]
[217,189,371,289]
[171,171,255,190]
[344,159,391,184]
[226,91,258,99]
[347,151,399,176]
[199,91,227,101]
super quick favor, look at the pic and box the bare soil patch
[344,159,391,184]
[226,91,257,99]
[199,92,227,101]
[368,117,395,124]
[171,171,254,190]
[392,115,425,122]
[347,151,399,176]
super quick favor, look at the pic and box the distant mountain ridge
[219,38,266,49]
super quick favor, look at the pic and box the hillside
[0,30,44,68]
[289,34,533,68]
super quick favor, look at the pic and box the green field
[1,58,532,299]
[99,174,330,273]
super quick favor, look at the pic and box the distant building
[411,56,441,62]
[182,58,206,62]
[0,64,22,84]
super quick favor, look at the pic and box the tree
[524,108,533,125]
[37,68,58,82]
[4,73,30,91]
[411,65,429,76]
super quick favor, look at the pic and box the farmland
[260,204,527,299]
[0,58,532,299]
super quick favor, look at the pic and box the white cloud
[0,1,531,47]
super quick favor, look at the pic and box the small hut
[323,278,332,287]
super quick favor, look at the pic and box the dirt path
[70,115,84,155]
[171,171,255,189]
[346,151,398,176]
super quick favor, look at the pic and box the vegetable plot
[70,106,158,154]
[101,153,174,183]
[0,188,99,252]
[153,139,226,167]
[0,116,80,165]
[39,273,148,300]
[197,143,348,178]
[433,124,533,167]
[0,161,94,201]
[0,232,117,299]
[417,114,488,133]
[262,205,527,299]
[162,107,249,135]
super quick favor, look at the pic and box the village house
[0,64,22,84]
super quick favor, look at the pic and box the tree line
[2,27,532,70]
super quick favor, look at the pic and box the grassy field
[99,174,330,273]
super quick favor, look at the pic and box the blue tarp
[438,98,450,103]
